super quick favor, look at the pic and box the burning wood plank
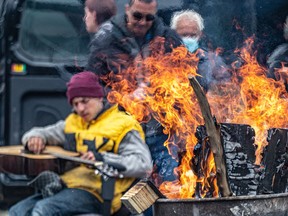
[193,123,258,196]
[258,128,288,194]
[188,75,232,197]
[121,180,165,214]
[221,123,258,195]
[192,125,218,198]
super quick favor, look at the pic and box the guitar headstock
[94,162,126,180]
[29,147,127,180]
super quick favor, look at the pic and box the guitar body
[0,146,79,176]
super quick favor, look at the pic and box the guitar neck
[45,151,103,168]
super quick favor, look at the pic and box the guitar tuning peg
[95,170,100,175]
[119,174,124,179]
[103,175,109,181]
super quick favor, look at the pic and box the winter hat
[66,71,104,104]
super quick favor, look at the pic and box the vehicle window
[17,0,89,66]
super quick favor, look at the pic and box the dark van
[0,0,89,147]
[0,0,90,206]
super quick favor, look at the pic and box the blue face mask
[182,37,199,53]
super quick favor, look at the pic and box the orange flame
[274,63,288,85]
[106,42,218,198]
[105,37,288,198]
[208,37,288,164]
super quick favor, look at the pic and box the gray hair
[170,10,204,31]
[284,15,288,40]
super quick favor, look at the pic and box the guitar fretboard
[44,151,103,168]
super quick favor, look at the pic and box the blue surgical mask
[182,37,199,53]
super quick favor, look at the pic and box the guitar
[0,145,125,178]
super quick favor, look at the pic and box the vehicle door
[7,0,89,145]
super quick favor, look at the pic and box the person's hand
[81,151,96,161]
[27,137,45,154]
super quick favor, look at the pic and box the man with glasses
[86,0,181,187]
[125,0,157,38]
[86,0,182,76]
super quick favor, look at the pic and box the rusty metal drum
[154,193,288,216]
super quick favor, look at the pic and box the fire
[208,37,288,164]
[105,37,288,198]
[274,63,288,85]
[106,43,218,198]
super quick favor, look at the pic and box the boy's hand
[81,151,96,161]
[27,137,45,154]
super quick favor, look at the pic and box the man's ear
[125,4,130,14]
[93,11,97,25]
[125,4,130,24]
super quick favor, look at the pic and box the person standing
[83,0,117,34]
[86,0,182,77]
[57,0,117,81]
[83,0,117,56]
[267,15,288,92]
[171,10,231,91]
[85,0,182,184]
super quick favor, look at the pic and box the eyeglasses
[132,12,155,22]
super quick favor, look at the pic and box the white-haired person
[171,10,231,91]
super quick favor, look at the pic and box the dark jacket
[267,43,288,92]
[267,43,288,72]
[86,14,182,76]
[86,14,182,137]
[196,48,231,91]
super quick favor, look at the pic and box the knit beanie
[66,71,104,104]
